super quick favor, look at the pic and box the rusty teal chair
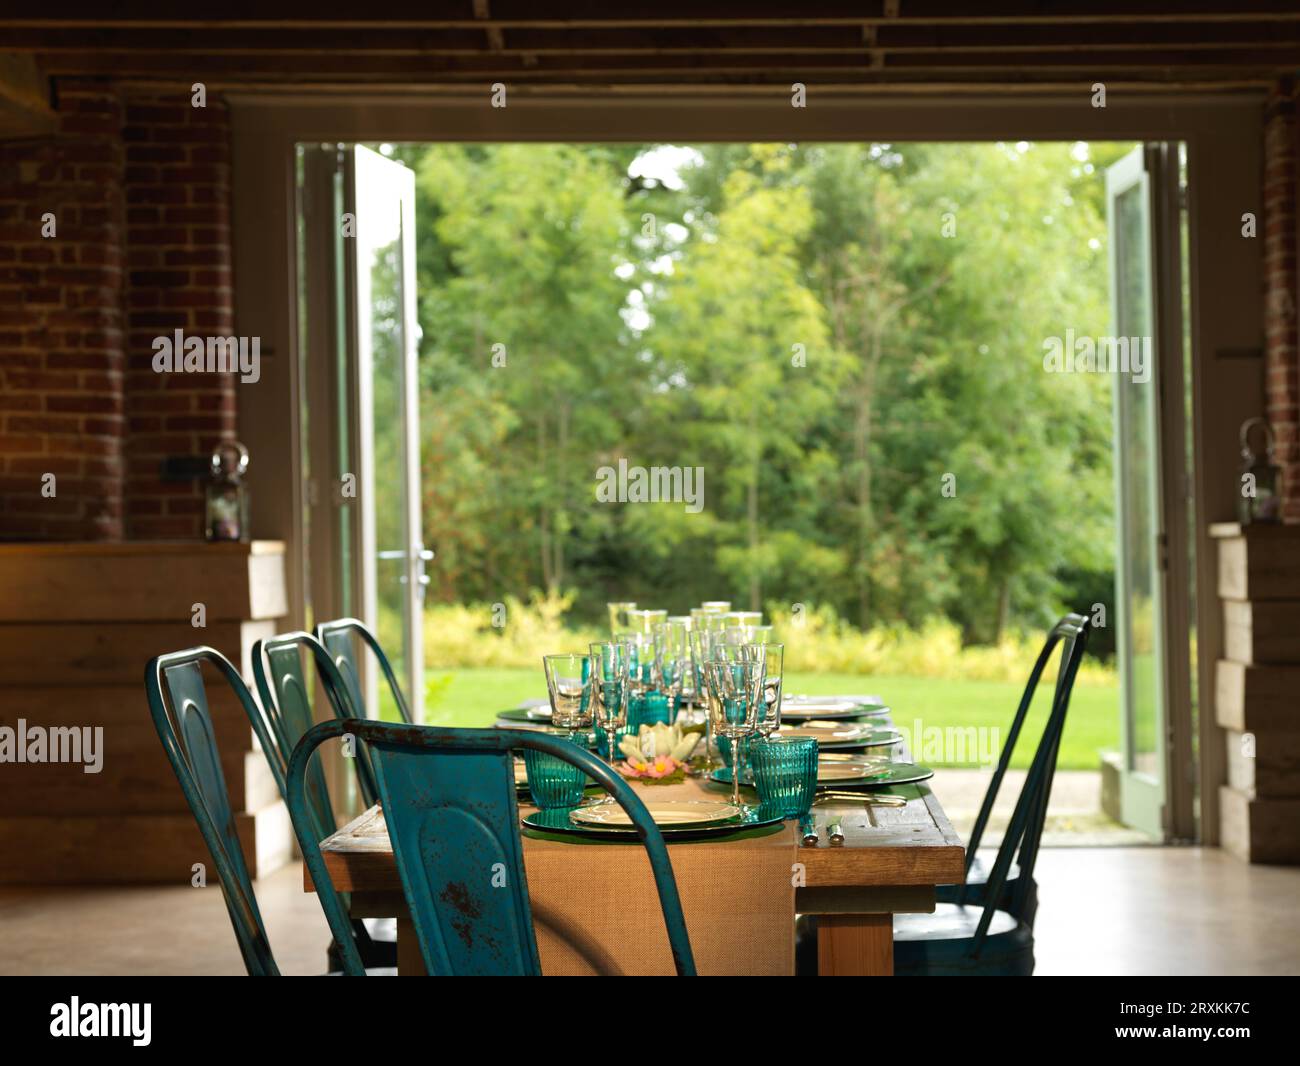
[935,612,1091,926]
[251,632,393,967]
[144,647,284,975]
[289,718,698,976]
[315,617,413,725]
[892,612,1090,976]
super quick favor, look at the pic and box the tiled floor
[2,847,1297,976]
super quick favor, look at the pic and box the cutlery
[826,816,845,846]
[798,814,819,846]
[814,790,907,807]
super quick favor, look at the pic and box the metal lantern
[205,440,250,543]
[1238,417,1281,526]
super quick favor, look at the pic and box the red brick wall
[1264,80,1300,524]
[123,94,236,539]
[0,86,126,541]
[0,82,236,542]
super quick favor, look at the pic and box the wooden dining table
[305,740,965,976]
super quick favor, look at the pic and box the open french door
[1105,144,1194,842]
[300,144,426,723]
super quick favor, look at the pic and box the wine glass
[753,642,784,738]
[620,630,656,734]
[606,601,637,635]
[653,620,690,723]
[542,654,593,736]
[588,641,629,766]
[704,656,764,806]
[699,601,731,615]
[689,627,719,769]
[627,608,667,634]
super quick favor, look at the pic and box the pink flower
[646,757,678,779]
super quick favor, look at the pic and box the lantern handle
[211,439,250,477]
[1239,417,1275,461]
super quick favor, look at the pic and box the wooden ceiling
[5,3,1300,94]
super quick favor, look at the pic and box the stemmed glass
[704,655,764,806]
[653,620,690,724]
[627,608,667,634]
[689,626,719,770]
[588,641,629,766]
[620,630,656,733]
[753,642,784,738]
[542,654,594,737]
[606,602,637,636]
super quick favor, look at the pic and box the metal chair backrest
[288,719,697,976]
[965,613,1091,953]
[144,647,280,976]
[252,630,379,821]
[315,617,413,725]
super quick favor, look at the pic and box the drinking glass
[723,610,763,630]
[654,620,690,723]
[753,642,784,737]
[619,631,657,733]
[589,641,629,765]
[689,627,719,769]
[699,601,731,615]
[627,608,667,634]
[523,738,589,809]
[749,736,819,819]
[607,601,637,635]
[704,657,763,806]
[542,653,593,734]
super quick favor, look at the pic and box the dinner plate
[779,695,890,721]
[496,706,555,723]
[821,761,934,788]
[773,723,901,750]
[522,803,784,841]
[570,799,740,828]
[712,755,891,789]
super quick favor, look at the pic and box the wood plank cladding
[0,541,290,883]
[1211,524,1300,863]
[0,540,287,622]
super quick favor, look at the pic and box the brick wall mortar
[0,85,126,540]
[1263,81,1300,523]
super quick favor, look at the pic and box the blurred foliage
[390,140,1133,655]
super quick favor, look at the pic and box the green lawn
[421,667,1118,771]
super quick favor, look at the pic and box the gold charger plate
[570,799,741,828]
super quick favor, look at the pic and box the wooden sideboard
[0,541,292,883]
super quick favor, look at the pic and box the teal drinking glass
[522,739,589,809]
[750,736,819,819]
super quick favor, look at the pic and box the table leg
[817,914,894,976]
[396,917,427,976]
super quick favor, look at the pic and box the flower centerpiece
[618,723,702,784]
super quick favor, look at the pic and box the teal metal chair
[251,632,393,967]
[288,718,698,976]
[935,613,1091,926]
[144,647,284,975]
[892,613,1090,976]
[315,617,413,725]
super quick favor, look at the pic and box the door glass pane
[353,147,416,720]
[1112,179,1162,785]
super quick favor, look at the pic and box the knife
[798,813,819,846]
[826,815,845,846]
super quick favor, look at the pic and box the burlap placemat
[521,777,797,976]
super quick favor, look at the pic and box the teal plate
[521,802,786,841]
